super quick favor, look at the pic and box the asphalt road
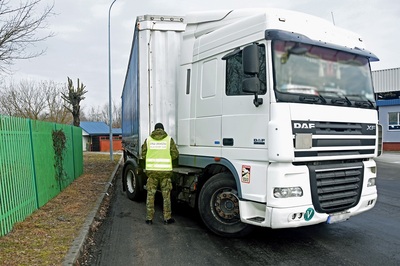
[82,153,400,266]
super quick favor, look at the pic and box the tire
[124,163,142,201]
[198,172,253,237]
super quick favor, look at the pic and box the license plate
[326,212,351,224]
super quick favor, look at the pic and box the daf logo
[366,125,376,130]
[294,123,315,129]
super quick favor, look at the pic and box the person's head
[154,123,164,130]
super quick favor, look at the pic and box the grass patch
[0,152,121,266]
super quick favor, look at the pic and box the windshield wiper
[331,96,352,106]
[299,94,326,104]
[346,94,375,108]
[355,99,374,108]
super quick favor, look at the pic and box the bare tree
[113,101,122,128]
[42,80,72,124]
[101,103,109,123]
[0,79,46,119]
[0,0,54,72]
[82,101,122,128]
[0,79,72,123]
[83,105,104,122]
[61,77,87,127]
[100,101,121,128]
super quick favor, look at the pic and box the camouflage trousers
[145,171,173,221]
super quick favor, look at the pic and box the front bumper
[239,192,377,228]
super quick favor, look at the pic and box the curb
[62,155,123,266]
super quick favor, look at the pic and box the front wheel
[198,172,253,237]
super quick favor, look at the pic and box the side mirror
[243,44,259,75]
[242,44,263,107]
[243,77,263,107]
[243,77,260,94]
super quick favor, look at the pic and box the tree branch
[0,0,54,72]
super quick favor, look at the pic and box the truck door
[221,44,269,160]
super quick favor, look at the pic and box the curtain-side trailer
[121,9,381,237]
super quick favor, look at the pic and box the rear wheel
[198,172,253,237]
[124,164,142,201]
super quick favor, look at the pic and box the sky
[7,0,400,111]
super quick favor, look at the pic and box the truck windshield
[272,40,375,108]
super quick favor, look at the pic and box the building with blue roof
[80,121,122,151]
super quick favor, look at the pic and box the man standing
[141,123,179,225]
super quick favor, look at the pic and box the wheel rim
[210,187,240,224]
[126,169,136,193]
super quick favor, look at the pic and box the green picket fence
[0,115,83,237]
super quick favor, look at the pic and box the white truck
[121,8,381,237]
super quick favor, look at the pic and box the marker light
[367,178,376,187]
[274,187,303,198]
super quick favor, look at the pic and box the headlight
[367,178,376,187]
[274,187,303,198]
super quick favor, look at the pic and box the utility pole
[108,0,117,161]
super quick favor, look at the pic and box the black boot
[164,218,175,225]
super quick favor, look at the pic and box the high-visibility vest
[145,136,172,171]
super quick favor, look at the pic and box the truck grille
[308,162,363,213]
[292,121,376,160]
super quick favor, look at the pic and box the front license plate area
[326,212,351,224]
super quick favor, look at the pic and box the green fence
[0,115,83,237]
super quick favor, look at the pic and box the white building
[373,67,400,151]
